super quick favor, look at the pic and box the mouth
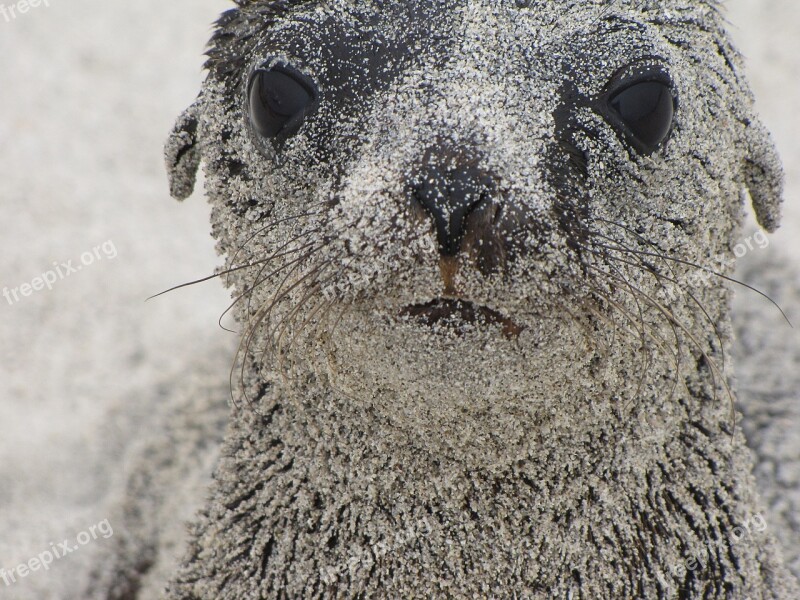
[399,298,524,339]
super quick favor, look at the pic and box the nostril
[412,168,490,256]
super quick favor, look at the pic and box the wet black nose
[412,162,491,256]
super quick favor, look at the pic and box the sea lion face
[167,0,782,442]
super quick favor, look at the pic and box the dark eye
[247,64,318,140]
[608,80,674,153]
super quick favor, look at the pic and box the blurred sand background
[0,0,797,597]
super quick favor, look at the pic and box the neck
[167,299,792,598]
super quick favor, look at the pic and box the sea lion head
[166,0,783,460]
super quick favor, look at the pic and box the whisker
[283,293,337,366]
[270,264,340,375]
[589,235,792,327]
[146,212,329,302]
[594,258,658,406]
[146,261,265,301]
[256,259,337,380]
[590,264,736,432]
[558,298,615,356]
[232,246,325,410]
[218,241,324,332]
[581,259,684,370]
[587,282,683,410]
[580,237,727,369]
[224,201,329,286]
[243,224,327,293]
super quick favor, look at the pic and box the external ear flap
[743,119,784,232]
[165,97,203,201]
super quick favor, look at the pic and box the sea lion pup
[164,0,799,597]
